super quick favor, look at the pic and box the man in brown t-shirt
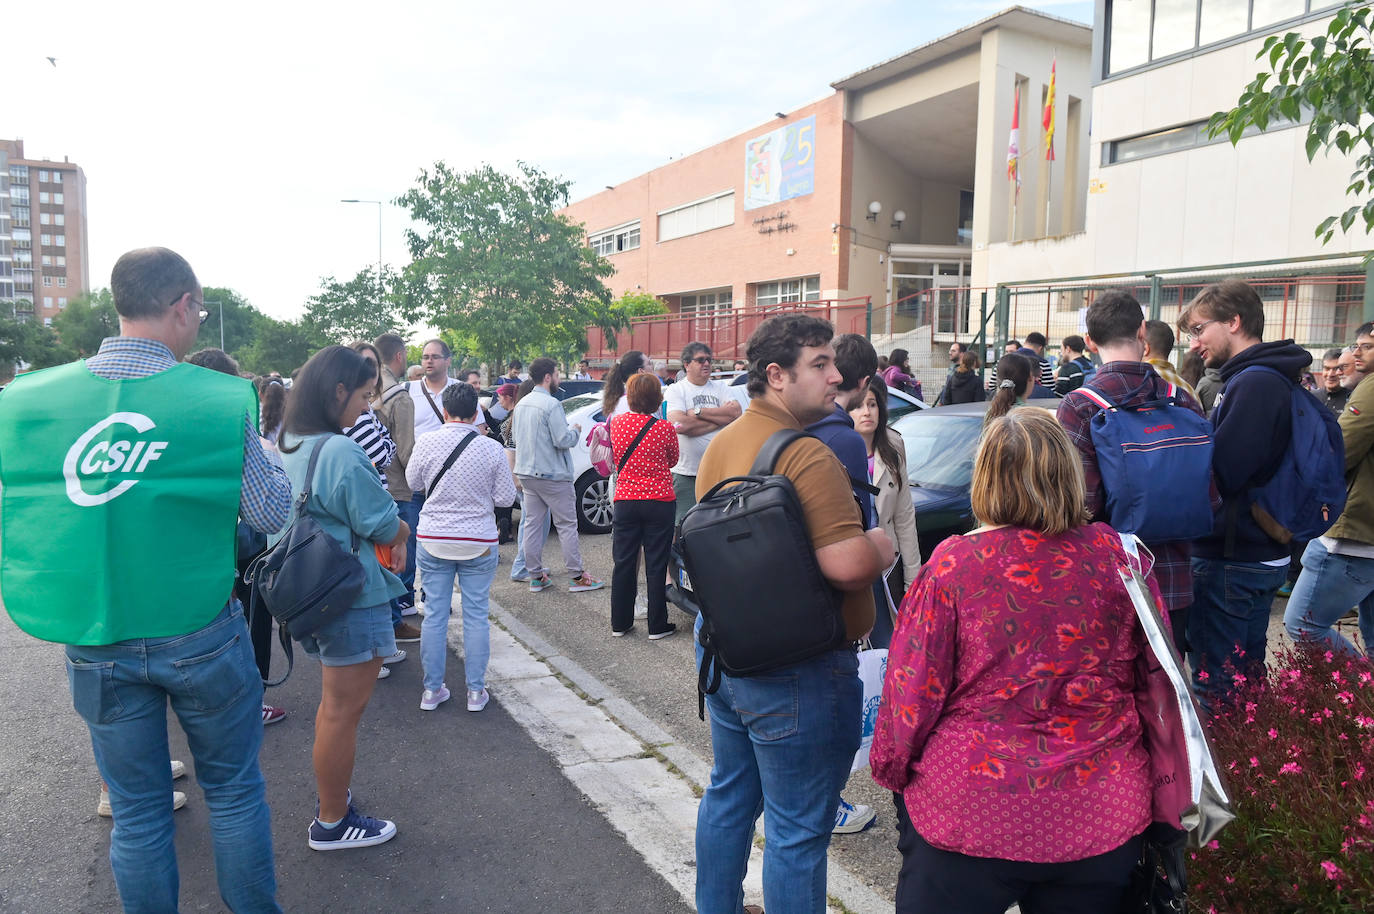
[692,314,893,914]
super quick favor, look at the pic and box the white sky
[4,0,1092,321]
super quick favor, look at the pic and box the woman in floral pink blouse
[870,408,1163,914]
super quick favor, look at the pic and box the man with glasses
[1175,279,1315,710]
[665,342,741,523]
[1316,347,1350,416]
[0,247,291,911]
[398,339,460,629]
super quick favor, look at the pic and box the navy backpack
[1072,382,1216,542]
[1234,365,1346,544]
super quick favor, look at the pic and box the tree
[0,300,69,379]
[52,290,119,358]
[236,315,326,377]
[1208,4,1374,243]
[195,287,264,355]
[610,290,670,321]
[302,266,405,345]
[396,161,621,369]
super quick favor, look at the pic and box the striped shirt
[85,336,292,534]
[343,407,395,485]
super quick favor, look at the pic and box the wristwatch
[693,406,703,417]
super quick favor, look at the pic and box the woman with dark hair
[940,351,985,405]
[881,348,923,401]
[601,349,651,417]
[849,374,920,647]
[275,345,410,851]
[872,409,1161,913]
[609,374,680,639]
[983,353,1034,425]
[407,383,517,712]
[259,379,287,445]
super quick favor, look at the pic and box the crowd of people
[4,244,1371,913]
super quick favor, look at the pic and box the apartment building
[1,139,90,327]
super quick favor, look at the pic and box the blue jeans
[1283,539,1374,657]
[693,616,861,914]
[417,544,499,693]
[1187,557,1288,711]
[64,604,280,914]
[511,509,529,581]
[391,492,423,623]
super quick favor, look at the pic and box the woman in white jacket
[849,374,921,645]
[406,384,517,713]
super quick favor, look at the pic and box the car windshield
[893,414,984,489]
[561,394,599,415]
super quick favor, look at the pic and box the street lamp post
[340,199,383,290]
[204,299,224,349]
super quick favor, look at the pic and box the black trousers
[892,792,1141,914]
[610,499,675,634]
[233,576,272,682]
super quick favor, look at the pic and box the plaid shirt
[86,337,291,533]
[1055,361,1220,611]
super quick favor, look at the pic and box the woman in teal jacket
[277,346,409,852]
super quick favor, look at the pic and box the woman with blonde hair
[871,409,1162,913]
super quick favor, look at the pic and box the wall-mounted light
[891,209,906,230]
[866,200,882,222]
[775,112,787,119]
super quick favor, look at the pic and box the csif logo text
[62,412,170,507]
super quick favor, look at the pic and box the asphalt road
[0,595,692,914]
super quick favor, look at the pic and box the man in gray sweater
[511,358,605,594]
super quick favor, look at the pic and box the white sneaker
[170,760,186,780]
[832,797,876,834]
[383,648,407,665]
[97,788,188,818]
[376,665,391,680]
[420,685,451,711]
[467,688,490,712]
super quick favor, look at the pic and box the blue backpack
[1235,366,1346,544]
[1072,382,1215,542]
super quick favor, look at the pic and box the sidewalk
[0,606,692,913]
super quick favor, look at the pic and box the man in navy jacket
[1178,279,1314,709]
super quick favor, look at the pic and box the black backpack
[678,430,846,718]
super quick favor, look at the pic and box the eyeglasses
[1325,364,1346,373]
[1353,342,1374,353]
[1186,319,1218,341]
[188,297,209,325]
[688,356,712,365]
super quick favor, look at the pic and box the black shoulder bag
[427,431,478,496]
[616,415,658,473]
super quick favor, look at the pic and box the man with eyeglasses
[1316,347,1350,416]
[1284,322,1374,658]
[666,342,741,523]
[0,247,291,911]
[1175,279,1316,710]
[1339,346,1368,391]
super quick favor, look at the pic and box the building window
[55,235,65,247]
[44,317,52,327]
[54,214,64,226]
[38,170,48,183]
[54,192,63,205]
[58,297,67,307]
[49,171,61,184]
[589,221,641,256]
[12,206,29,228]
[1106,0,1341,76]
[9,165,28,182]
[56,255,65,266]
[39,233,51,246]
[42,276,52,287]
[39,213,50,225]
[1103,109,1302,164]
[680,289,734,314]
[43,296,53,308]
[657,191,735,243]
[755,277,821,309]
[38,192,49,204]
[41,255,52,266]
[58,277,67,287]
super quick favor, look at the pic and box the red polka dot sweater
[610,412,678,503]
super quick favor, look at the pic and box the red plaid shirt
[1055,361,1220,611]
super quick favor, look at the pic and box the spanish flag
[1043,57,1056,161]
[1007,84,1020,197]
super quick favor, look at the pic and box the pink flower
[1207,839,1220,850]
[1321,860,1345,881]
[1267,728,1279,739]
[1250,757,1261,768]
[1278,762,1302,775]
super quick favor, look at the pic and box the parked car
[480,378,603,406]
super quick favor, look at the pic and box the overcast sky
[5,0,1092,321]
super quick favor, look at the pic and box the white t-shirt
[665,378,731,476]
[409,378,461,438]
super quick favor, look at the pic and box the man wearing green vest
[0,247,292,913]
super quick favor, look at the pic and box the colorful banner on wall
[744,115,815,211]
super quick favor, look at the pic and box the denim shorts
[299,603,396,667]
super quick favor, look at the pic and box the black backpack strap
[427,431,478,497]
[849,474,880,496]
[247,585,293,688]
[749,429,814,475]
[696,624,723,720]
[303,435,359,553]
[616,416,658,473]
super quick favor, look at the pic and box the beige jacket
[873,429,921,607]
[1328,375,1374,544]
[375,366,416,500]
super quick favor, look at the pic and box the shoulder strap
[381,383,409,406]
[749,429,813,475]
[427,431,478,497]
[1238,364,1296,388]
[416,380,445,422]
[1070,386,1116,411]
[300,435,358,553]
[616,416,657,473]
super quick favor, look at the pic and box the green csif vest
[0,360,255,644]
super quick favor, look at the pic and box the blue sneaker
[832,796,876,834]
[308,805,397,851]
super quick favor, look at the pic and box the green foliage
[236,315,327,377]
[1207,4,1374,244]
[0,299,69,379]
[302,266,405,345]
[51,290,119,358]
[195,287,262,355]
[396,161,621,369]
[610,289,669,320]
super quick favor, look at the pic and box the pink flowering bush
[1189,647,1374,912]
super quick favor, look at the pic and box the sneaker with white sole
[648,623,678,641]
[832,797,876,834]
[420,685,451,711]
[170,760,186,780]
[262,704,287,725]
[383,648,407,665]
[98,788,187,818]
[529,573,552,593]
[308,806,397,851]
[569,573,605,593]
[467,688,490,712]
[376,665,391,680]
